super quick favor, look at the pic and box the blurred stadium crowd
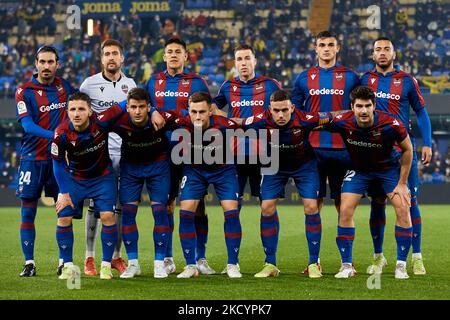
[0,0,449,188]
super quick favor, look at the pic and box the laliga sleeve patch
[51,142,59,156]
[17,101,27,115]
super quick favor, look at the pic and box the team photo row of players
[15,31,431,281]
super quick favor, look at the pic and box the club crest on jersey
[93,130,100,138]
[37,90,43,96]
[293,129,302,135]
[181,79,190,86]
[255,83,264,91]
[393,119,400,126]
[17,87,23,94]
[100,86,105,92]
[233,85,237,92]
[393,78,402,87]
[121,84,129,94]
[56,85,63,92]
[310,73,317,80]
[335,73,343,81]
[373,130,381,137]
[370,78,376,85]
[159,79,164,85]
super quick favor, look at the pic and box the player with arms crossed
[15,46,76,277]
[171,92,242,279]
[361,37,431,275]
[52,92,118,280]
[238,90,331,278]
[329,86,413,279]
[147,38,214,275]
[79,39,137,276]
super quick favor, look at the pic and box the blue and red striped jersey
[170,115,239,171]
[213,74,282,118]
[96,104,175,165]
[16,75,76,161]
[328,110,408,172]
[51,115,111,180]
[360,65,426,133]
[291,63,360,149]
[242,109,329,171]
[146,68,210,112]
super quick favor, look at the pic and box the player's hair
[234,44,255,56]
[101,39,124,55]
[68,92,91,107]
[270,90,291,102]
[350,86,376,105]
[373,36,395,48]
[164,37,187,51]
[127,87,150,103]
[188,92,212,106]
[35,45,59,62]
[315,31,338,43]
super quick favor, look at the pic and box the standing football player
[146,38,215,275]
[212,44,282,216]
[361,37,432,275]
[15,46,76,277]
[291,31,359,273]
[79,39,136,276]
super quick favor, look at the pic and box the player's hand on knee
[389,184,411,207]
[56,193,75,213]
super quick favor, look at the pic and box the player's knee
[395,207,411,226]
[58,216,72,227]
[261,201,276,215]
[304,201,319,215]
[99,212,115,225]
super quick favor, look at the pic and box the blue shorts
[342,165,400,196]
[261,159,320,200]
[169,162,183,200]
[58,172,116,218]
[314,148,351,200]
[179,165,239,202]
[16,160,58,200]
[119,160,170,204]
[237,163,261,198]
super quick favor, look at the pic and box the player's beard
[375,57,394,71]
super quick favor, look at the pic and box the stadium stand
[0,0,448,187]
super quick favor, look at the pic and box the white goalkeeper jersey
[80,72,137,156]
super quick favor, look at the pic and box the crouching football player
[328,86,414,279]
[51,92,118,280]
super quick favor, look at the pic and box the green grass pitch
[0,205,449,300]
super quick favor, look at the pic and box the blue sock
[395,226,413,262]
[260,212,279,265]
[56,225,74,264]
[238,198,243,213]
[195,214,208,261]
[20,199,37,261]
[336,226,355,264]
[179,210,196,265]
[305,212,322,264]
[121,203,139,260]
[224,209,242,265]
[369,201,386,254]
[410,196,422,254]
[101,224,118,263]
[166,209,174,258]
[151,203,170,261]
